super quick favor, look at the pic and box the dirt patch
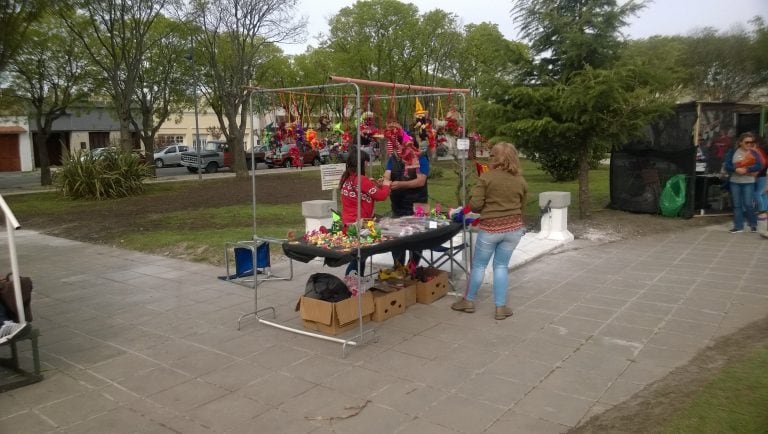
[19,174,729,248]
[564,208,730,246]
[17,176,328,244]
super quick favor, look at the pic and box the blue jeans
[754,176,768,213]
[465,228,525,306]
[730,181,757,230]
[345,255,368,276]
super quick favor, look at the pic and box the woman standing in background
[723,132,762,233]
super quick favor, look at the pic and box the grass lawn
[371,158,610,218]
[5,158,611,265]
[661,345,768,433]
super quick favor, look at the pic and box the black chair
[423,231,470,279]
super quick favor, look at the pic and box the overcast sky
[277,0,768,55]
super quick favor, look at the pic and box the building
[0,116,33,172]
[0,106,273,172]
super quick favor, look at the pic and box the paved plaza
[0,224,767,433]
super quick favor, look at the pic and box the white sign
[456,138,470,150]
[320,163,346,191]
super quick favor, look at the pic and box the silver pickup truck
[181,141,266,173]
[180,141,230,173]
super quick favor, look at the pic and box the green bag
[659,174,687,217]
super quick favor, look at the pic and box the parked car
[80,147,116,160]
[318,145,378,164]
[80,147,147,164]
[318,145,347,164]
[132,149,148,165]
[265,144,322,168]
[436,144,449,157]
[154,144,190,168]
[180,141,231,173]
[246,145,268,168]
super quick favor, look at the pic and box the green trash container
[659,174,687,217]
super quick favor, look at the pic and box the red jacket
[341,174,390,224]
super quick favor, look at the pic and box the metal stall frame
[242,82,377,357]
[345,79,472,292]
[0,194,43,391]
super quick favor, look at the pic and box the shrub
[428,166,444,180]
[55,148,151,200]
[527,148,604,182]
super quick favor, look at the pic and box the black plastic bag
[304,273,350,302]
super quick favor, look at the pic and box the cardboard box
[403,280,417,307]
[416,268,449,304]
[371,288,405,322]
[377,279,418,307]
[299,292,374,336]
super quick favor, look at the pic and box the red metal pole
[329,75,470,94]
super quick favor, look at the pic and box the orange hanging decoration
[475,161,489,176]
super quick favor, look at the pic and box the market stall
[238,78,470,356]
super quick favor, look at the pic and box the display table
[282,221,464,267]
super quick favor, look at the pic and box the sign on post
[320,164,346,191]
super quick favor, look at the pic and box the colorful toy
[450,204,479,226]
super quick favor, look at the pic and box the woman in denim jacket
[723,132,762,233]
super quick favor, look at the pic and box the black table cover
[283,222,463,267]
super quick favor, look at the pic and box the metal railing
[0,194,26,325]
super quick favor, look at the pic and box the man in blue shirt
[383,133,430,266]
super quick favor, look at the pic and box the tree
[680,19,768,102]
[411,9,463,88]
[0,0,46,73]
[504,0,673,218]
[280,48,337,126]
[323,0,420,83]
[514,0,643,81]
[752,17,768,94]
[191,0,306,177]
[457,22,530,97]
[290,48,335,88]
[9,12,94,185]
[62,0,176,151]
[619,35,688,97]
[131,16,194,163]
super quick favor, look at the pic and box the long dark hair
[339,146,370,188]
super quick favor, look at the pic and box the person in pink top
[340,148,391,275]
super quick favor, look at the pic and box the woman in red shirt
[340,148,391,275]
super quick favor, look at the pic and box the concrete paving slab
[1,223,767,433]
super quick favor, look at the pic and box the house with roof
[2,103,296,172]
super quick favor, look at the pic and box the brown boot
[495,306,513,320]
[451,298,475,313]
